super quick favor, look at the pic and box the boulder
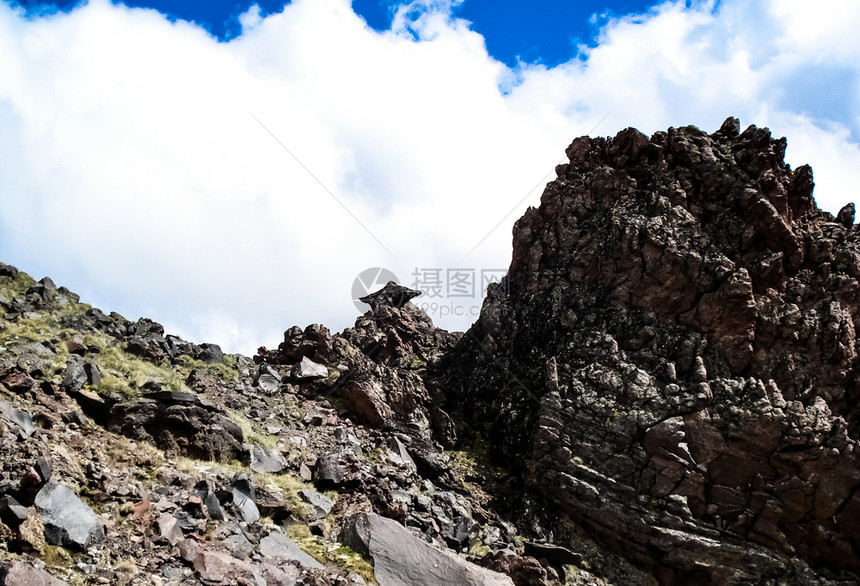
[34,483,104,548]
[248,445,287,474]
[0,562,69,586]
[294,356,328,380]
[258,530,323,569]
[341,512,514,586]
[298,488,333,519]
[230,474,260,524]
[108,392,244,461]
[0,402,35,438]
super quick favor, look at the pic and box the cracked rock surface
[445,118,860,584]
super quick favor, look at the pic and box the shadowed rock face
[445,118,860,584]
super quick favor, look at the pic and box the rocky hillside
[445,118,860,584]
[0,268,597,585]
[3,117,860,586]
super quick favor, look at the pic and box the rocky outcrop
[446,118,860,584]
[256,283,462,476]
[107,391,245,461]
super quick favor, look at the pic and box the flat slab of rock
[298,488,333,519]
[259,530,323,569]
[230,475,260,524]
[0,561,69,585]
[34,483,104,548]
[341,513,514,586]
[0,402,35,438]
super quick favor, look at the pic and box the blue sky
[18,0,662,65]
[1,0,859,353]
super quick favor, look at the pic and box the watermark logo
[351,267,507,319]
[410,267,507,318]
[352,267,400,312]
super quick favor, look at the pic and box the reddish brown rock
[446,119,860,584]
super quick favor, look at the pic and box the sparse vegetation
[287,524,377,584]
[174,352,239,382]
[228,409,279,450]
[89,338,190,398]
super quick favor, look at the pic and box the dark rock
[65,334,87,356]
[837,202,855,227]
[172,510,201,532]
[1,369,37,394]
[445,118,860,583]
[479,552,551,586]
[340,512,514,586]
[273,323,334,364]
[197,343,224,364]
[316,451,358,487]
[0,402,36,438]
[255,365,282,393]
[444,515,479,550]
[26,277,57,303]
[68,388,113,424]
[522,542,581,566]
[35,457,52,484]
[34,483,104,548]
[203,491,225,521]
[359,281,422,311]
[60,357,99,392]
[0,495,29,526]
[107,393,244,461]
[0,263,19,279]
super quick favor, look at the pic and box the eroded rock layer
[446,118,860,584]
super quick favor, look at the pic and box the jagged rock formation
[445,118,860,584]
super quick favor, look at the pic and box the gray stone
[385,437,416,472]
[230,474,260,524]
[248,445,287,474]
[60,357,88,392]
[256,365,281,394]
[298,489,333,519]
[341,513,514,586]
[202,491,225,521]
[34,483,104,548]
[258,561,301,586]
[0,402,35,438]
[259,530,323,570]
[294,356,327,380]
[223,533,254,559]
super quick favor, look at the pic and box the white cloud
[1,0,859,354]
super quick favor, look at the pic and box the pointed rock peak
[359,281,421,310]
[837,202,855,227]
